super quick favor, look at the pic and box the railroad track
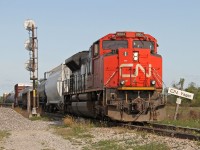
[0,103,14,108]
[37,112,200,141]
[121,122,200,141]
[42,112,65,120]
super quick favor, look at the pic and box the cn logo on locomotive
[119,63,152,78]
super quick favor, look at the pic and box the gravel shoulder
[0,107,200,150]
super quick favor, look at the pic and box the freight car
[38,64,71,112]
[3,83,32,106]
[15,83,32,106]
[4,92,15,103]
[60,31,166,122]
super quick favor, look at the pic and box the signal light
[24,19,36,31]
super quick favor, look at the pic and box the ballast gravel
[0,107,200,150]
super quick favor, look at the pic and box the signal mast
[24,19,38,116]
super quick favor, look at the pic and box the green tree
[0,96,3,103]
[185,82,200,107]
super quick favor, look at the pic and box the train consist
[4,31,167,122]
[3,83,32,106]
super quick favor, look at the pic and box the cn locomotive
[32,31,167,122]
[52,31,166,122]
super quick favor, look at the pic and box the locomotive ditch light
[120,80,125,85]
[151,80,156,86]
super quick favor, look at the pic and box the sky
[0,0,200,95]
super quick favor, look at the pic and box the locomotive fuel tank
[70,102,95,118]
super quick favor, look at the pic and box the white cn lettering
[120,64,152,78]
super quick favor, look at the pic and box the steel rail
[121,123,200,141]
[148,123,200,134]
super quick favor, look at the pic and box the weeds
[159,119,200,128]
[162,106,200,128]
[53,116,94,141]
[132,142,170,150]
[29,116,49,121]
[83,140,124,150]
[83,139,169,150]
[0,131,10,141]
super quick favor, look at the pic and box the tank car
[62,31,166,122]
[38,64,71,112]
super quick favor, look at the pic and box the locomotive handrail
[63,74,86,95]
[151,67,166,88]
[105,70,118,86]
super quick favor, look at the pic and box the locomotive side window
[93,43,99,57]
[133,40,155,52]
[102,40,128,50]
[88,48,92,74]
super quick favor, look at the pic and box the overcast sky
[0,0,200,95]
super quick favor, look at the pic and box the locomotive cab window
[133,40,155,52]
[93,42,99,57]
[103,40,128,50]
[88,48,92,75]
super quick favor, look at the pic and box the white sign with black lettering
[168,87,194,100]
[176,98,182,104]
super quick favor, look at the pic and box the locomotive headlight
[133,52,139,61]
[120,80,125,85]
[151,80,156,85]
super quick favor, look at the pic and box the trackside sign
[168,87,194,100]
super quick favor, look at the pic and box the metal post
[173,79,184,120]
[31,24,37,115]
[174,103,179,120]
[24,19,39,116]
[27,90,31,114]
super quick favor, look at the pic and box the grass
[159,119,200,128]
[132,142,170,150]
[29,116,49,121]
[83,139,170,150]
[0,131,10,141]
[83,140,124,150]
[0,131,10,150]
[53,116,94,141]
[158,105,200,128]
